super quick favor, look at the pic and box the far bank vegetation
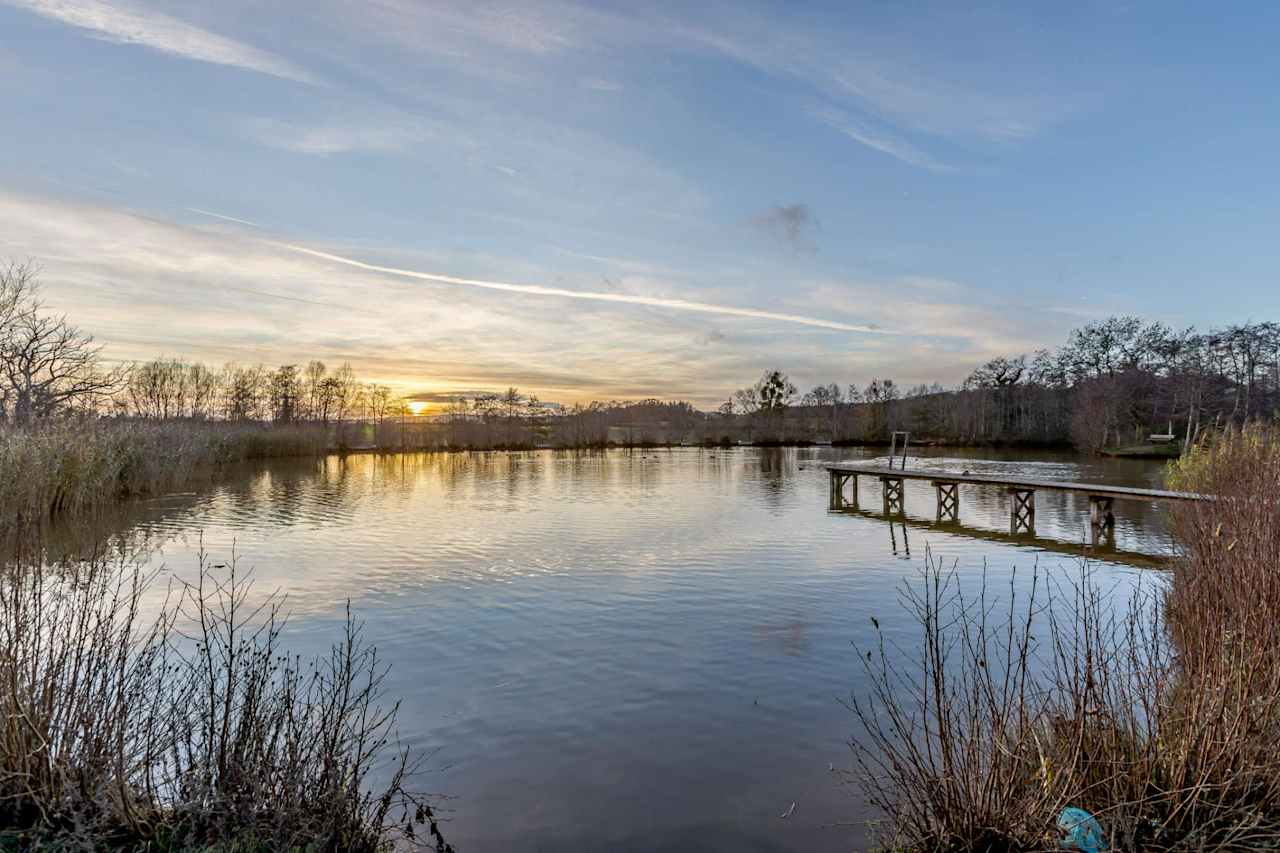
[3,258,1279,513]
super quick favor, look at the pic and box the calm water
[67,447,1174,851]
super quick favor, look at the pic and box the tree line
[726,316,1280,449]
[125,358,400,425]
[3,260,1277,451]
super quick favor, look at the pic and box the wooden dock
[827,463,1208,543]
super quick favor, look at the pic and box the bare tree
[366,384,394,424]
[0,261,39,419]
[0,264,123,422]
[331,363,359,423]
[221,363,267,421]
[270,365,302,423]
[186,362,219,418]
[128,357,185,418]
[0,261,36,332]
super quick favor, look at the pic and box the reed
[0,541,452,851]
[851,425,1280,851]
[0,419,329,521]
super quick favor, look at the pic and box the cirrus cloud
[2,0,316,83]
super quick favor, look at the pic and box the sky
[2,1,1279,407]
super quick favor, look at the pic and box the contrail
[271,242,888,334]
[187,207,262,228]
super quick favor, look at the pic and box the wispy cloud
[273,242,886,333]
[299,2,1066,149]
[320,0,584,63]
[652,8,1069,146]
[797,275,1081,367]
[2,0,315,82]
[812,108,951,172]
[239,114,444,155]
[829,66,1064,143]
[0,190,1101,405]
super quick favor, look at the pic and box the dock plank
[825,464,1207,503]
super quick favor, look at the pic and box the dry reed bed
[0,543,452,851]
[0,419,329,521]
[851,425,1280,852]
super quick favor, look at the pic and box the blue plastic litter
[1057,806,1107,853]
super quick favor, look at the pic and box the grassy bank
[851,425,1280,851]
[0,543,452,851]
[0,419,329,521]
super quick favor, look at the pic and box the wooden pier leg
[830,473,859,511]
[1089,496,1115,545]
[933,481,959,523]
[1009,488,1035,534]
[881,476,904,517]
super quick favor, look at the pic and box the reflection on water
[841,508,1170,569]
[47,447,1173,851]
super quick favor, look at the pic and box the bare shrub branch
[851,426,1280,851]
[0,540,452,850]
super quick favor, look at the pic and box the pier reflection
[833,506,1169,570]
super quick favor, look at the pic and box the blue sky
[2,0,1278,406]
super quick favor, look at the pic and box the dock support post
[881,476,905,517]
[1009,488,1035,534]
[1089,495,1115,545]
[830,472,859,510]
[933,481,959,522]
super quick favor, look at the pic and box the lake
[65,446,1174,851]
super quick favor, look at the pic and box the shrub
[0,542,451,851]
[0,419,330,521]
[852,425,1280,851]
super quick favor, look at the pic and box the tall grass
[0,419,329,521]
[0,541,452,851]
[851,425,1280,851]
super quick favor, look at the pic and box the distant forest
[111,316,1280,453]
[730,316,1280,452]
[3,261,1277,452]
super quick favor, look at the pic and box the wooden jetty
[827,463,1208,544]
